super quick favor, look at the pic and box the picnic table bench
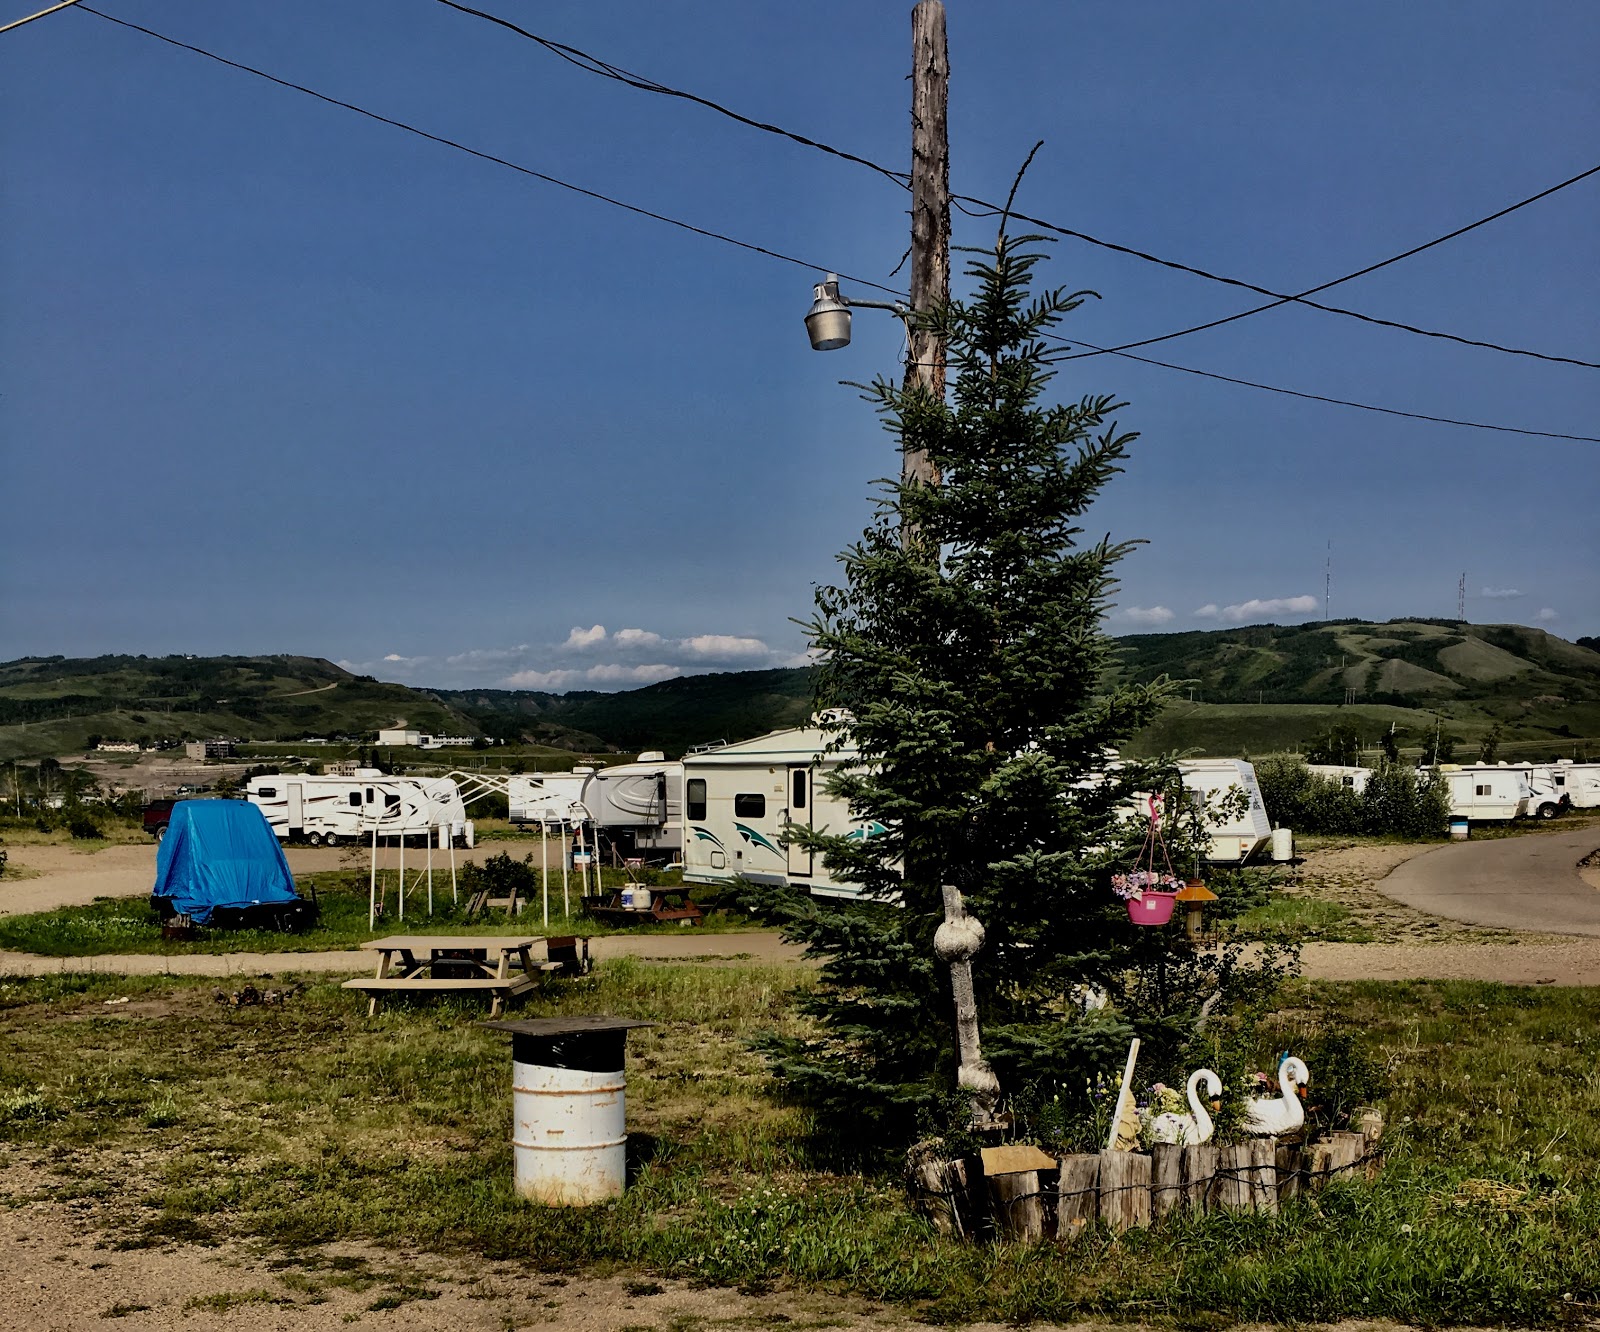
[342,934,590,1017]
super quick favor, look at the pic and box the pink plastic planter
[1127,891,1177,926]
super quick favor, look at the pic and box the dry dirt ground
[0,1164,1534,1332]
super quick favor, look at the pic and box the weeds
[0,966,1596,1323]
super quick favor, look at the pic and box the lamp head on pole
[804,273,852,351]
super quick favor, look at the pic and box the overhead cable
[428,0,1600,371]
[71,7,1600,444]
[74,5,903,299]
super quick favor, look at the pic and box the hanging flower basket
[1125,889,1178,925]
[1111,795,1185,927]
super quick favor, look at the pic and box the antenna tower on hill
[1324,541,1331,621]
[1458,572,1467,620]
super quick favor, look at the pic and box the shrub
[458,851,537,903]
[67,811,104,840]
[1258,757,1447,838]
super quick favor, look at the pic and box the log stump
[1248,1138,1279,1215]
[1182,1143,1218,1214]
[1097,1150,1151,1232]
[1275,1141,1303,1204]
[1056,1153,1099,1239]
[1150,1142,1185,1220]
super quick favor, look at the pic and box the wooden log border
[907,1129,1385,1242]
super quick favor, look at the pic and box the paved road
[1378,825,1600,936]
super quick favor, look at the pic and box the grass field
[0,965,1595,1323]
[0,866,753,956]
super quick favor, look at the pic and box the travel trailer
[246,772,471,845]
[580,754,684,859]
[507,770,593,825]
[1306,764,1371,794]
[1445,763,1567,820]
[1551,760,1600,810]
[1173,759,1274,863]
[680,724,880,900]
[1434,766,1528,822]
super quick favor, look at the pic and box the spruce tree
[757,231,1249,1144]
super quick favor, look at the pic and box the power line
[68,7,1599,444]
[75,5,904,299]
[1051,337,1600,442]
[1059,162,1600,363]
[0,0,83,36]
[428,0,1600,371]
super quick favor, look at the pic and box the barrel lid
[482,1016,655,1037]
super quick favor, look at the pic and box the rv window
[686,779,707,822]
[1341,776,1354,787]
[792,770,807,809]
[734,793,766,818]
[1475,784,1491,796]
[365,788,375,803]
[257,787,276,799]
[385,793,400,808]
[348,793,362,808]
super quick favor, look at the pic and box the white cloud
[1116,605,1175,627]
[678,634,772,661]
[445,645,529,666]
[501,668,585,689]
[1193,604,1220,619]
[584,662,683,685]
[1481,587,1523,600]
[613,628,664,649]
[1208,595,1319,624]
[1535,607,1559,622]
[562,624,607,650]
[382,653,407,662]
[501,662,683,689]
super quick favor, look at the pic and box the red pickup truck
[142,799,176,840]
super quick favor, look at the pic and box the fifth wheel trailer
[680,725,881,900]
[1172,759,1274,863]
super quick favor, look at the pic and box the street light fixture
[804,273,908,352]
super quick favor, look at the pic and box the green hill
[1109,620,1600,759]
[437,668,816,758]
[0,654,478,762]
[6,621,1595,764]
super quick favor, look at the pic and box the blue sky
[3,1,1596,690]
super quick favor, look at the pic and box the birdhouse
[1174,880,1217,941]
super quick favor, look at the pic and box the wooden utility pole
[905,0,950,493]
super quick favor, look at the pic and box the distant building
[419,734,475,749]
[325,760,360,777]
[377,728,421,747]
[94,741,142,754]
[184,739,235,760]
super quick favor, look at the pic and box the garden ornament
[933,884,1000,1127]
[1149,1068,1222,1145]
[1242,1056,1310,1136]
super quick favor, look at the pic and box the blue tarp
[152,800,300,924]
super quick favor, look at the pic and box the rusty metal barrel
[483,1016,653,1205]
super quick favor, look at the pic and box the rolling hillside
[6,620,1595,764]
[0,654,477,761]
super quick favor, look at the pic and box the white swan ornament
[1149,1069,1222,1145]
[1242,1056,1310,1136]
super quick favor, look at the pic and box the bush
[67,811,104,840]
[1257,757,1447,838]
[458,851,537,903]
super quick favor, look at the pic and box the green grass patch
[1232,894,1373,942]
[0,966,1596,1323]
[0,868,761,956]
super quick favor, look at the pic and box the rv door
[287,782,304,835]
[786,766,813,877]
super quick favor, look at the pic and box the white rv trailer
[508,770,594,825]
[680,725,880,900]
[1552,760,1600,809]
[579,754,684,859]
[1456,763,1567,820]
[246,773,471,845]
[1306,764,1372,794]
[1433,766,1528,822]
[1172,759,1274,863]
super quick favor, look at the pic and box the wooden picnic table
[341,934,590,1017]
